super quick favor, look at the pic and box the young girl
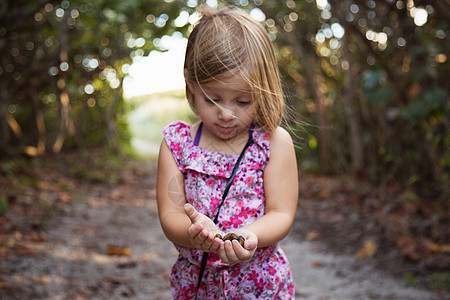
[156,6,298,299]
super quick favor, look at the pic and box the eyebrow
[202,85,251,96]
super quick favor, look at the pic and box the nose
[217,105,237,121]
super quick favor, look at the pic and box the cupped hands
[184,203,258,264]
[217,228,257,264]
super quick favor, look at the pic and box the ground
[0,150,448,299]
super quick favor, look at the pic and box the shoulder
[161,121,193,173]
[249,126,294,160]
[264,127,298,184]
[266,127,296,166]
[164,120,191,135]
[163,120,193,143]
[163,121,192,155]
[268,127,294,150]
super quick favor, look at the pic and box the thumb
[244,239,258,251]
[184,203,199,223]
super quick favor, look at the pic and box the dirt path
[0,159,443,299]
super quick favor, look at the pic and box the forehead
[200,72,252,94]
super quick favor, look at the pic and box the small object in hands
[214,233,245,247]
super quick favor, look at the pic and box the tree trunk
[106,81,123,151]
[287,31,331,173]
[342,35,365,178]
[53,13,75,153]
[30,86,46,156]
[0,86,11,152]
[0,82,23,156]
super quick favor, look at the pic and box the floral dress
[163,121,295,299]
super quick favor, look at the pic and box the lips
[216,124,235,134]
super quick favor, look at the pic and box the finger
[198,229,214,249]
[209,239,222,252]
[190,228,209,249]
[243,239,257,251]
[184,203,199,223]
[187,223,204,239]
[208,234,223,252]
[205,231,222,250]
[217,244,230,264]
[223,240,239,263]
[232,240,248,261]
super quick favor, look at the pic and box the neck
[198,123,250,155]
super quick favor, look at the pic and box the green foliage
[254,0,449,197]
[405,272,416,287]
[0,159,32,180]
[66,148,128,184]
[1,0,448,198]
[0,198,8,215]
[0,0,191,155]
[362,69,395,104]
[426,272,450,291]
[401,87,447,122]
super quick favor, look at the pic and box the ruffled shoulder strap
[246,129,271,170]
[163,122,271,176]
[163,121,192,173]
[250,129,270,154]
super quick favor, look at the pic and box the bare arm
[245,127,299,247]
[218,127,298,263]
[156,140,223,251]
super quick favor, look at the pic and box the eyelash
[205,98,250,106]
[237,100,251,105]
[205,98,219,104]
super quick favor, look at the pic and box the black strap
[195,136,253,297]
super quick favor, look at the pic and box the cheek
[195,104,217,121]
[240,105,257,121]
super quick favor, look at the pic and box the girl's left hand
[217,229,257,264]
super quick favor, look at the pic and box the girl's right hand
[184,203,223,252]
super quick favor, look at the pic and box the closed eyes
[204,97,251,105]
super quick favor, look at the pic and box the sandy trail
[0,161,440,299]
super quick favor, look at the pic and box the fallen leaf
[107,246,132,256]
[15,245,34,256]
[356,240,377,259]
[28,232,47,242]
[59,192,73,203]
[306,230,322,241]
[311,260,324,267]
[0,281,26,290]
[32,277,47,285]
[395,236,428,261]
[102,274,133,284]
[426,242,450,253]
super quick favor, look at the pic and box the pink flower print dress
[163,121,295,299]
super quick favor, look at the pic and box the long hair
[184,6,284,134]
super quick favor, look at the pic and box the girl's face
[187,72,256,142]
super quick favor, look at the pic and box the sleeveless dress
[163,121,295,299]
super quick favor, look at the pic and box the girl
[156,6,298,299]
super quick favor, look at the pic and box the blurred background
[0,0,449,296]
[0,0,448,198]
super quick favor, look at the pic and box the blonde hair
[184,6,284,134]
